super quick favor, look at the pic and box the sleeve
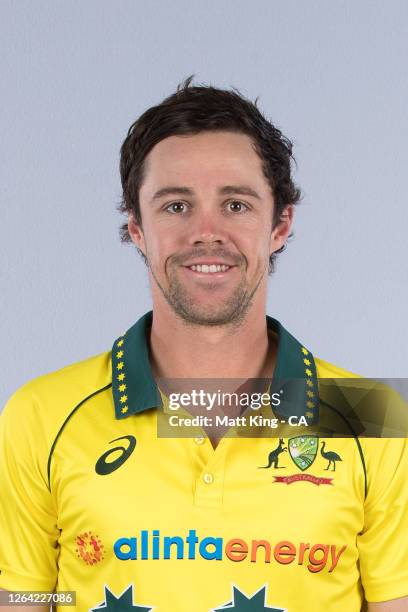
[0,386,59,591]
[357,436,408,602]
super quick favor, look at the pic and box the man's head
[119,76,300,326]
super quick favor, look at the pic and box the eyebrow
[150,185,262,202]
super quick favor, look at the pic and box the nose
[187,211,227,246]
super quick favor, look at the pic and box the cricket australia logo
[259,436,340,486]
[288,435,318,471]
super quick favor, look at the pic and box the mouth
[178,262,239,281]
[186,263,233,274]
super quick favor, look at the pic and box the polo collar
[111,311,318,422]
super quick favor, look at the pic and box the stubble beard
[149,260,265,328]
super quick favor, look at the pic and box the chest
[50,410,366,558]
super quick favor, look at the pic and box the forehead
[141,131,266,186]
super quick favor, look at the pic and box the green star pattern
[90,584,152,611]
[213,585,285,611]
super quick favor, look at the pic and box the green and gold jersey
[0,311,407,611]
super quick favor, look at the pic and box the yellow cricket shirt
[0,311,407,611]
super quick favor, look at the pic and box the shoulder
[1,351,112,445]
[314,355,405,423]
[314,356,408,484]
[314,356,362,379]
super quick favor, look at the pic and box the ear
[270,205,294,254]
[128,213,146,256]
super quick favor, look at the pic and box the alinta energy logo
[258,436,343,485]
[113,530,346,574]
[76,531,104,566]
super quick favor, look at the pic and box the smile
[187,264,231,274]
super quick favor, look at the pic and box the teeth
[190,264,230,273]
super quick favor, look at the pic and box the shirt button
[194,437,205,445]
[203,472,214,484]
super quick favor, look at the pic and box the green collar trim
[266,315,318,423]
[111,311,318,422]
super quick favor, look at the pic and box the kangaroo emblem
[258,438,287,469]
[321,441,342,471]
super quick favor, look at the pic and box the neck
[148,301,277,381]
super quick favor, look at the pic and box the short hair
[119,75,301,273]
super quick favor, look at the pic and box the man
[0,77,407,611]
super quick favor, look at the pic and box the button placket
[194,438,229,508]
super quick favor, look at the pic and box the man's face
[129,131,293,326]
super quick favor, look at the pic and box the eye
[226,200,249,213]
[165,201,188,214]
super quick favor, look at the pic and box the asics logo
[95,435,136,475]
